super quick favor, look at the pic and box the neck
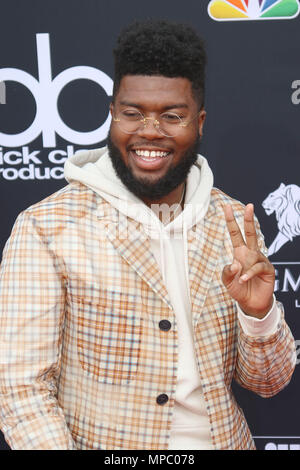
[142,182,186,223]
[142,182,185,209]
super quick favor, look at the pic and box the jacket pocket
[73,292,142,385]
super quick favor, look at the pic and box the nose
[136,118,164,139]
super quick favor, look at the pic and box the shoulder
[16,182,101,237]
[24,182,99,217]
[209,187,245,220]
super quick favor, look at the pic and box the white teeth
[135,150,169,158]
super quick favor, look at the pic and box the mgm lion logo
[262,183,300,256]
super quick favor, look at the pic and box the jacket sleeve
[234,301,296,397]
[0,212,76,449]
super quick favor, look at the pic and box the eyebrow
[119,100,189,111]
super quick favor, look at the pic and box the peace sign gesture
[222,204,275,319]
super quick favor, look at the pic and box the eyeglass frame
[112,108,201,138]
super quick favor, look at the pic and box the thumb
[222,260,242,288]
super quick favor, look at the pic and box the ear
[109,102,114,116]
[198,109,206,138]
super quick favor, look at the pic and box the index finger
[223,204,246,249]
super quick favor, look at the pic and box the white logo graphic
[291,80,300,104]
[262,183,300,256]
[0,34,113,147]
[264,442,300,450]
[0,80,6,104]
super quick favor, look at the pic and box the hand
[222,203,275,319]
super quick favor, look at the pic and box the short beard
[107,132,199,201]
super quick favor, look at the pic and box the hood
[64,146,214,236]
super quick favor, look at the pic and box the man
[0,20,296,450]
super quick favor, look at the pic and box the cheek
[175,130,198,152]
[110,125,123,143]
[110,125,131,152]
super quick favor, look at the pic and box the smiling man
[108,74,205,206]
[0,20,296,450]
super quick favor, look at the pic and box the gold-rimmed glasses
[113,109,199,138]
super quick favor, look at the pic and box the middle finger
[223,204,246,249]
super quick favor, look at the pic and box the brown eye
[121,110,142,121]
[160,113,182,124]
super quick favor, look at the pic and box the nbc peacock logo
[208,0,300,21]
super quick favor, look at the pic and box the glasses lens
[115,109,143,134]
[159,112,183,137]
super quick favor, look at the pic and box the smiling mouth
[133,149,170,161]
[128,147,173,171]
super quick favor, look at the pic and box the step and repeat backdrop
[0,0,300,450]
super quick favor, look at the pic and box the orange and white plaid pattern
[0,182,296,450]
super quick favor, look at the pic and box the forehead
[114,75,196,109]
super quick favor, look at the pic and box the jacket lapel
[187,203,230,393]
[97,200,172,310]
[187,204,226,326]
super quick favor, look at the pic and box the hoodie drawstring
[183,220,192,306]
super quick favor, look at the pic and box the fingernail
[240,274,248,282]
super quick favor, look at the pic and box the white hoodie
[64,147,280,450]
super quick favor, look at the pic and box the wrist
[238,298,274,319]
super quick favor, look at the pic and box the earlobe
[109,103,114,116]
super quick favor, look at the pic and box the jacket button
[156,394,169,405]
[159,319,171,331]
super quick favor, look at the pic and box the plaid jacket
[0,182,296,450]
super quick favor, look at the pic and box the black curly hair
[113,19,206,109]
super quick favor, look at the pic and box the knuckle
[230,229,239,237]
[245,230,255,237]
